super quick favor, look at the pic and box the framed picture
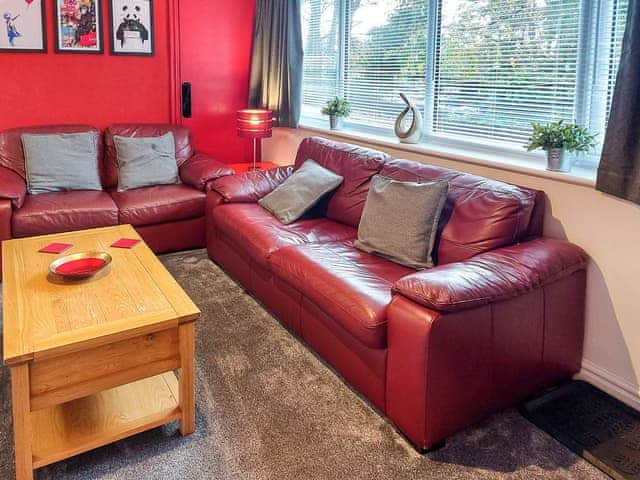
[0,0,46,52]
[55,0,103,54]
[109,0,153,56]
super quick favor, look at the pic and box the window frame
[300,0,626,170]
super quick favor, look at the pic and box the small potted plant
[322,97,352,130]
[525,120,597,172]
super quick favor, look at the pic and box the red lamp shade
[237,109,273,139]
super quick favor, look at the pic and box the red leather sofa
[207,136,588,451]
[0,124,234,272]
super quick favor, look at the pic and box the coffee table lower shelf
[31,372,181,469]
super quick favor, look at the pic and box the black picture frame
[0,0,47,53]
[109,0,154,56]
[54,0,104,54]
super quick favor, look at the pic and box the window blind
[300,0,629,160]
[344,0,428,129]
[301,0,340,121]
[606,0,629,122]
[433,0,582,145]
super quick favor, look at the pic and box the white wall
[263,127,640,410]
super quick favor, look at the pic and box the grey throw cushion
[355,175,449,269]
[22,132,102,194]
[259,159,344,224]
[114,133,179,191]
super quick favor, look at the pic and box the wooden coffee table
[2,225,200,480]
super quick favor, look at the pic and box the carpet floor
[0,249,608,480]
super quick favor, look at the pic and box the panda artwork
[110,0,152,55]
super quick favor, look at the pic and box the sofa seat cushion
[212,203,356,266]
[111,184,205,227]
[269,241,413,349]
[12,191,118,238]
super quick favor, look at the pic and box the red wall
[0,1,256,164]
[0,0,172,130]
[177,0,256,163]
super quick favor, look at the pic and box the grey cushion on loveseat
[355,175,449,269]
[21,132,103,194]
[114,132,179,191]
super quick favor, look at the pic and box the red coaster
[39,242,73,254]
[111,238,141,249]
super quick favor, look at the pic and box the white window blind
[300,0,629,161]
[344,1,428,129]
[433,0,581,145]
[301,0,340,121]
[578,0,629,161]
[606,0,629,121]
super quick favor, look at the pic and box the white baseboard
[576,359,640,411]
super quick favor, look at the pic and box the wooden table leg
[178,322,195,436]
[11,363,33,480]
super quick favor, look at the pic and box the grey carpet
[0,249,608,480]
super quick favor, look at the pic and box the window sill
[297,122,597,188]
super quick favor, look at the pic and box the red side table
[229,162,279,173]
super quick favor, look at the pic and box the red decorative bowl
[49,251,112,280]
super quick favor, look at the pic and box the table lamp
[237,109,273,171]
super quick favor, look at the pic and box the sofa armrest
[0,166,27,209]
[179,152,235,191]
[0,198,12,276]
[392,237,588,313]
[211,165,294,203]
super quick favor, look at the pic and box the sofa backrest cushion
[0,125,102,180]
[294,137,388,227]
[104,124,193,189]
[380,158,541,264]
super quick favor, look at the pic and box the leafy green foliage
[524,120,597,153]
[321,97,352,117]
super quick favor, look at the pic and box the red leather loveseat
[0,124,234,272]
[206,136,587,451]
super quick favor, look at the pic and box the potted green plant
[322,97,352,130]
[525,120,597,172]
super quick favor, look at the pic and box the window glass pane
[300,0,630,164]
[344,0,428,130]
[301,0,340,121]
[433,0,582,145]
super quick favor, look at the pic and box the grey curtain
[596,2,640,204]
[248,0,303,128]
